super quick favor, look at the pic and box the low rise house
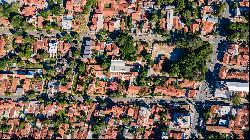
[48,40,58,58]
[82,39,92,59]
[110,60,131,77]
[61,15,73,30]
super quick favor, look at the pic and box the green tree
[168,63,180,77]
[181,10,192,26]
[232,94,241,106]
[4,91,12,96]
[214,2,227,17]
[50,4,64,16]
[11,15,23,28]
[204,110,210,121]
[77,62,86,74]
[92,118,107,136]
[115,33,137,61]
[0,59,7,70]
[168,36,213,81]
[23,35,35,44]
[177,0,185,10]
[226,22,249,42]
[26,90,36,99]
[0,123,11,133]
[40,10,51,19]
[1,2,19,17]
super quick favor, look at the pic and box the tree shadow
[216,18,231,37]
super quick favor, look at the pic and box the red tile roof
[21,6,36,17]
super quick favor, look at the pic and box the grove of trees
[115,32,137,61]
[166,33,213,81]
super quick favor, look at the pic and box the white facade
[61,15,73,30]
[226,82,249,92]
[110,60,130,73]
[216,106,231,116]
[0,0,17,3]
[96,14,104,31]
[214,89,231,99]
[165,6,175,30]
[48,40,58,58]
[114,19,121,30]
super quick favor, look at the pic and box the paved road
[131,33,165,42]
[0,94,22,100]
[190,35,224,138]
[74,95,193,103]
[27,30,60,38]
[190,3,232,136]
[222,1,231,19]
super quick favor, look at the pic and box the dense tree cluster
[166,34,213,81]
[0,2,19,18]
[213,2,227,17]
[148,0,201,28]
[226,22,249,42]
[231,93,241,106]
[115,32,137,61]
[83,0,97,14]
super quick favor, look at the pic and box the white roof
[216,106,231,116]
[110,60,130,72]
[96,14,104,31]
[219,119,228,126]
[226,82,249,92]
[48,40,58,53]
[214,89,231,98]
[62,17,72,30]
[111,60,126,66]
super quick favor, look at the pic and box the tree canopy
[226,22,249,42]
[232,94,241,106]
[166,34,213,81]
[115,32,137,61]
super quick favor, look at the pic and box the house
[190,23,200,33]
[219,66,249,81]
[0,0,17,3]
[15,36,23,44]
[0,36,6,58]
[222,44,249,67]
[82,39,92,59]
[225,82,249,92]
[48,40,58,58]
[110,60,130,75]
[96,14,104,31]
[154,86,186,97]
[206,126,231,133]
[105,42,119,56]
[61,15,73,30]
[213,105,231,116]
[20,0,47,10]
[214,89,231,99]
[65,0,73,11]
[127,86,141,97]
[201,15,218,34]
[95,0,120,17]
[173,112,191,129]
[73,0,86,12]
[58,42,71,56]
[169,131,184,139]
[0,17,10,27]
[239,0,249,13]
[21,6,36,17]
[187,89,198,98]
[33,38,48,53]
[37,16,44,28]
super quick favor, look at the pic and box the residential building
[48,40,58,58]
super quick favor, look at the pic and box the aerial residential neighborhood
[0,0,249,139]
